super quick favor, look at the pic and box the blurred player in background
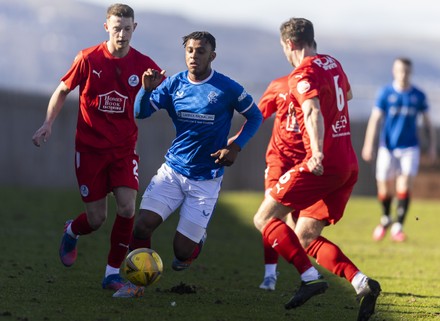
[113,31,263,298]
[362,57,437,242]
[252,17,381,321]
[32,4,163,291]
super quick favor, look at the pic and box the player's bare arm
[361,108,383,162]
[302,98,324,176]
[211,141,241,166]
[32,82,70,147]
[141,69,166,92]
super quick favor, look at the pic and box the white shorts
[376,146,420,181]
[140,163,222,242]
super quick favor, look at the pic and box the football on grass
[120,248,163,286]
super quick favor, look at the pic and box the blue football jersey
[136,69,259,180]
[375,84,428,150]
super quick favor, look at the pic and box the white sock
[300,267,320,282]
[105,265,120,278]
[351,272,368,294]
[264,264,277,278]
[66,223,78,239]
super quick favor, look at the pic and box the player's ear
[133,22,138,31]
[104,22,109,32]
[210,51,217,62]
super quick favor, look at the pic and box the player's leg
[391,147,419,242]
[171,174,221,271]
[373,147,396,241]
[254,195,327,309]
[101,186,137,290]
[60,151,109,267]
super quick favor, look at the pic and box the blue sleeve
[134,87,155,119]
[233,103,263,149]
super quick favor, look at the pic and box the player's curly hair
[182,31,216,51]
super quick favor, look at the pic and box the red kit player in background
[32,4,163,291]
[253,18,381,321]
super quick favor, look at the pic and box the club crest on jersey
[80,185,89,197]
[128,75,140,87]
[207,91,218,104]
[98,90,128,113]
[297,80,310,94]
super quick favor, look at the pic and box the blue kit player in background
[362,57,437,242]
[113,31,263,298]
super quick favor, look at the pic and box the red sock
[107,215,134,268]
[262,218,312,274]
[263,235,279,264]
[70,212,95,235]
[305,236,359,282]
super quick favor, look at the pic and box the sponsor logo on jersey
[128,75,139,87]
[98,90,128,113]
[313,56,338,70]
[177,111,215,124]
[176,90,184,98]
[331,115,351,137]
[297,80,310,94]
[80,185,89,197]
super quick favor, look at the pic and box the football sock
[263,234,279,264]
[301,266,321,282]
[262,218,312,274]
[396,192,410,225]
[305,236,359,282]
[378,194,392,225]
[107,214,134,268]
[105,265,120,278]
[351,271,368,294]
[70,212,95,236]
[264,264,277,278]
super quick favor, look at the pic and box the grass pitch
[1,188,439,321]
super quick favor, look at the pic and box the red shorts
[75,148,139,202]
[269,164,358,225]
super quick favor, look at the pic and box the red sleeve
[61,50,88,90]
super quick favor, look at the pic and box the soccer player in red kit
[253,18,381,321]
[32,4,163,291]
[257,75,305,290]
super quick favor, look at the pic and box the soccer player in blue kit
[113,31,263,298]
[362,57,437,242]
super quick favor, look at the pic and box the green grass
[1,188,439,321]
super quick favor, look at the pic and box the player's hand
[142,69,166,91]
[361,145,374,163]
[32,125,51,147]
[211,142,241,167]
[307,152,324,176]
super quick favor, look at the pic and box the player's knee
[253,213,266,232]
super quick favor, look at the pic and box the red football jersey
[288,54,358,173]
[62,42,162,152]
[259,75,306,168]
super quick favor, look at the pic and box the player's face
[185,39,216,82]
[105,15,136,55]
[280,37,295,67]
[392,60,411,87]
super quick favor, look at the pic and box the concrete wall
[1,89,437,198]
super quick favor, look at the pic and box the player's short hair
[280,18,315,48]
[106,3,134,20]
[182,31,216,51]
[395,57,412,68]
